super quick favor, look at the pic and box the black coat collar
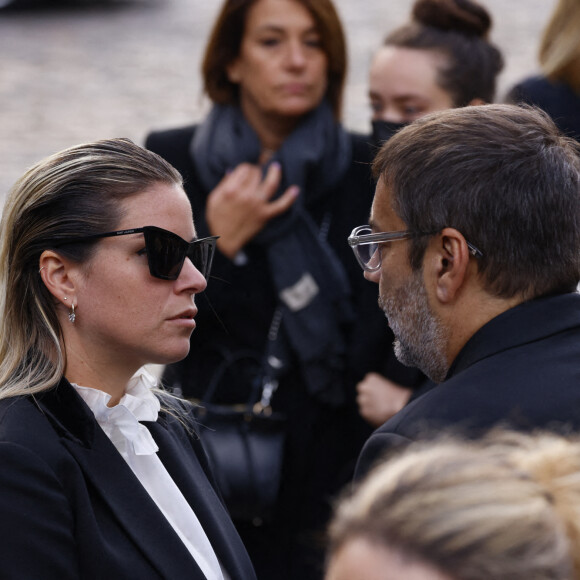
[448,293,580,379]
[34,377,96,446]
[34,378,256,580]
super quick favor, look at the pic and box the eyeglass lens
[143,227,216,281]
[354,227,380,271]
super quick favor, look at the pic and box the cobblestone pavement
[0,0,555,204]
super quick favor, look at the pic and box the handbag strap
[201,348,261,405]
[253,306,284,415]
[200,305,285,412]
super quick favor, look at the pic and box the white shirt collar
[72,368,161,456]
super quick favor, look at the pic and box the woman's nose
[285,40,307,68]
[176,257,208,294]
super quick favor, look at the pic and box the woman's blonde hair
[328,431,580,580]
[0,138,182,400]
[538,0,580,92]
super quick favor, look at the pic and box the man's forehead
[370,178,400,230]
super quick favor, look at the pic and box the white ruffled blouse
[72,368,227,580]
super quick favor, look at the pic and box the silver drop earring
[64,297,75,323]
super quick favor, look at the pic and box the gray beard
[379,269,449,383]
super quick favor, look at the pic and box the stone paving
[0,0,556,204]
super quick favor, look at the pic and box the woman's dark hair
[385,0,504,106]
[202,0,347,119]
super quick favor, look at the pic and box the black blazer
[356,292,580,478]
[0,378,256,579]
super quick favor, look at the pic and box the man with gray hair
[350,104,580,477]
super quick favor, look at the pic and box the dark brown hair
[202,0,346,119]
[384,0,503,106]
[372,104,580,299]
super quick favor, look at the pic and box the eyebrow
[369,90,428,103]
[254,24,319,35]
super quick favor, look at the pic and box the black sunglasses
[49,226,218,281]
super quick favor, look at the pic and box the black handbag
[194,348,286,526]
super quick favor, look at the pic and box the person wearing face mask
[144,0,411,577]
[370,0,503,143]
[356,0,504,430]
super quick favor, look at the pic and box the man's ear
[429,227,472,304]
[38,250,78,306]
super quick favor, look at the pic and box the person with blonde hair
[0,138,256,579]
[507,0,580,141]
[326,430,580,580]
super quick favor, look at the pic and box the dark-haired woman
[0,138,256,579]
[144,0,418,577]
[368,0,503,144]
[357,0,504,428]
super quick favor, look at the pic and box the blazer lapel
[146,418,256,580]
[37,381,208,580]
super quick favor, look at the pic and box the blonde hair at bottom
[538,0,580,91]
[328,430,580,580]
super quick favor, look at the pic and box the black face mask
[372,119,410,145]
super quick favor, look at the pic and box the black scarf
[190,102,354,406]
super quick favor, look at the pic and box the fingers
[238,161,299,217]
[356,373,413,427]
[208,161,300,250]
[259,162,283,200]
[216,163,261,198]
[264,185,300,217]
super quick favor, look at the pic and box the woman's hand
[356,372,412,428]
[206,162,300,259]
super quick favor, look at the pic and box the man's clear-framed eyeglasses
[348,225,483,272]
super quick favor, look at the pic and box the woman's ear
[226,59,242,84]
[38,250,78,305]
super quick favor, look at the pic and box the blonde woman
[507,0,580,141]
[0,138,255,579]
[327,431,580,580]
